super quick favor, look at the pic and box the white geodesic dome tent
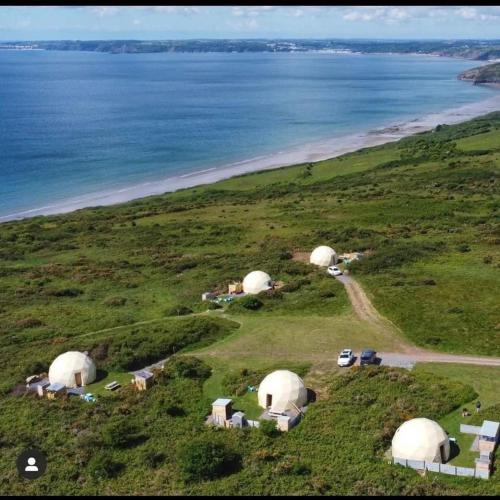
[242,270,272,294]
[391,417,450,463]
[258,370,308,413]
[49,351,97,388]
[310,246,337,267]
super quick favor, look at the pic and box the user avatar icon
[16,448,47,479]
[25,457,39,472]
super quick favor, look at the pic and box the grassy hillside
[0,112,499,494]
[1,364,499,495]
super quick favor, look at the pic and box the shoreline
[1,93,500,224]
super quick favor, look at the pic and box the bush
[15,317,43,329]
[102,296,127,307]
[457,243,471,253]
[101,419,145,449]
[317,283,336,298]
[45,287,83,297]
[178,439,240,481]
[207,301,222,310]
[162,356,212,381]
[87,452,124,481]
[221,367,266,396]
[280,279,309,293]
[259,419,279,438]
[165,305,193,316]
[241,296,263,310]
[142,450,166,469]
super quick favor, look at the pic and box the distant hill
[2,39,500,60]
[458,62,500,85]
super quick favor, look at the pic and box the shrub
[259,419,279,438]
[178,439,240,481]
[102,296,127,307]
[142,450,166,469]
[317,283,336,298]
[101,419,145,449]
[221,367,266,396]
[165,405,186,417]
[165,305,193,317]
[87,452,124,481]
[236,296,263,311]
[15,317,43,329]
[457,243,471,253]
[162,356,212,381]
[46,287,83,297]
[207,301,222,310]
[280,278,309,293]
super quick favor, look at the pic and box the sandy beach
[1,92,500,223]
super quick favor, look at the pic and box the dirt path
[335,274,500,366]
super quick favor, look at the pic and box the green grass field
[0,113,499,495]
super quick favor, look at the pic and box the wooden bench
[104,381,121,391]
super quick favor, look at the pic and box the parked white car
[327,265,342,276]
[337,349,354,367]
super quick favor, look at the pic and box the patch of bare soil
[292,250,311,264]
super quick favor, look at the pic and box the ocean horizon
[0,50,496,222]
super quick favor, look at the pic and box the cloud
[455,7,500,21]
[342,7,412,24]
[151,6,200,15]
[231,6,276,18]
[341,6,500,24]
[90,6,121,18]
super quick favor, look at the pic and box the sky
[1,6,500,41]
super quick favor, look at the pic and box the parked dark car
[360,349,377,365]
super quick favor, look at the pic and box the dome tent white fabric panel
[242,270,272,294]
[49,351,97,388]
[310,246,337,267]
[391,417,450,463]
[258,370,308,413]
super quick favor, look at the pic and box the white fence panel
[460,424,481,434]
[440,464,457,475]
[456,467,475,477]
[407,459,425,470]
[425,462,440,472]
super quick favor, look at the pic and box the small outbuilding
[258,370,308,414]
[479,420,500,454]
[46,382,66,400]
[48,351,97,388]
[242,271,273,295]
[202,292,217,301]
[310,246,337,267]
[228,282,243,294]
[391,417,450,463]
[212,398,233,427]
[133,370,154,391]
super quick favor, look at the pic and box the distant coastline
[2,93,499,224]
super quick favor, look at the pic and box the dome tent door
[74,372,82,387]
[266,394,272,408]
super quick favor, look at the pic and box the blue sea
[0,50,495,220]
